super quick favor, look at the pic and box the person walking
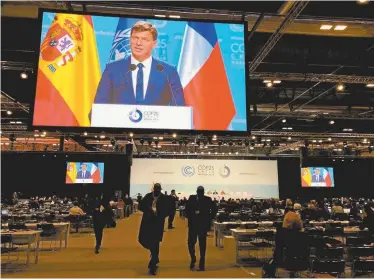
[138,183,171,275]
[185,186,217,271]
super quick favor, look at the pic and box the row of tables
[1,222,70,266]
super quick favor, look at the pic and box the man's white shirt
[131,55,153,99]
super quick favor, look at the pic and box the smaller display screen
[301,167,335,187]
[66,162,104,184]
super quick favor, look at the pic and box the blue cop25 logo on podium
[129,109,143,123]
[219,165,231,178]
[182,166,195,177]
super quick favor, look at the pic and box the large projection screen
[32,11,248,132]
[130,159,279,199]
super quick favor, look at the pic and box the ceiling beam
[250,72,374,84]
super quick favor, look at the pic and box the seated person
[360,204,374,244]
[69,201,85,216]
[331,201,344,214]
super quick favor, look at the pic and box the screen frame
[65,161,105,184]
[29,8,250,136]
[300,166,335,188]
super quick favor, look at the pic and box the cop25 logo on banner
[219,165,231,178]
[182,166,195,177]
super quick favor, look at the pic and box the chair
[349,246,374,260]
[352,259,374,277]
[316,247,344,260]
[37,223,57,249]
[250,230,275,261]
[1,234,18,263]
[346,236,368,247]
[310,259,345,277]
[333,213,349,221]
[8,222,27,231]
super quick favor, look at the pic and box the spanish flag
[301,168,312,187]
[66,162,77,184]
[33,14,101,127]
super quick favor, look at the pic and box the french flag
[91,163,101,183]
[323,168,333,187]
[178,22,236,130]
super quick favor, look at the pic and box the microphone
[156,64,178,106]
[115,64,137,93]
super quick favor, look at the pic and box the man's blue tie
[136,63,144,103]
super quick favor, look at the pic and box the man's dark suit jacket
[185,195,217,233]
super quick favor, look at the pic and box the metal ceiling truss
[250,72,374,84]
[252,130,374,139]
[248,0,309,73]
[1,61,35,72]
[1,91,30,113]
[253,111,374,120]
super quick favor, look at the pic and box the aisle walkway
[4,213,259,278]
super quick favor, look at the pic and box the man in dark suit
[138,183,171,275]
[185,186,217,271]
[312,168,324,183]
[76,163,91,179]
[168,189,178,229]
[94,21,185,107]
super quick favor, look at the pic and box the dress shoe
[189,260,196,270]
[168,226,175,229]
[148,267,157,276]
[197,266,205,271]
[94,247,99,254]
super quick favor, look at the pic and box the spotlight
[83,132,88,136]
[266,82,273,88]
[6,111,12,115]
[20,72,28,79]
[282,119,286,123]
[172,133,177,138]
[328,137,332,141]
[329,120,335,125]
[129,132,134,137]
[336,83,345,92]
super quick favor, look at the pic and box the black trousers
[188,228,207,267]
[93,223,104,249]
[148,241,160,269]
[168,211,176,227]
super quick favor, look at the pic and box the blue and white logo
[182,166,195,177]
[108,28,132,63]
[128,109,143,123]
[219,165,231,178]
[229,24,244,33]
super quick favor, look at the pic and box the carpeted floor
[2,213,261,278]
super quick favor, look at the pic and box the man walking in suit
[185,186,217,271]
[168,189,178,229]
[94,21,185,106]
[76,163,91,179]
[138,183,171,275]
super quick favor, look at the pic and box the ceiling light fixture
[366,83,374,88]
[329,120,335,124]
[172,133,177,138]
[273,80,281,84]
[282,119,286,123]
[336,83,345,91]
[20,72,28,79]
[320,25,333,30]
[266,82,273,88]
[169,15,181,18]
[6,111,12,115]
[155,14,166,18]
[334,25,347,31]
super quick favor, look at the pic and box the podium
[91,104,193,129]
[75,179,93,183]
